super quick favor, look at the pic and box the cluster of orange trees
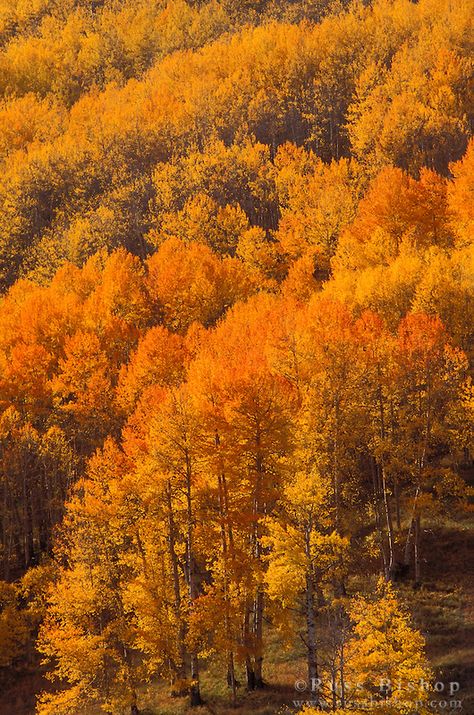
[0,0,472,713]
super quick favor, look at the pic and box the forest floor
[1,511,472,715]
[414,513,474,714]
[139,511,474,715]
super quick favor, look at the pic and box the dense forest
[0,0,473,713]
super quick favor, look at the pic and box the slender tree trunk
[185,450,202,707]
[414,514,421,584]
[22,469,31,568]
[228,651,237,706]
[244,600,256,691]
[305,528,320,707]
[253,589,264,688]
[389,399,401,533]
[216,451,237,705]
[189,654,201,707]
[222,473,235,554]
[371,457,387,576]
[166,481,187,687]
[394,478,401,531]
[404,482,421,571]
[339,640,346,709]
[404,517,415,567]
[331,666,337,711]
[381,463,395,578]
[377,377,395,578]
[405,378,430,576]
[333,395,341,533]
[406,370,430,579]
[252,429,265,689]
[245,653,256,691]
[332,395,347,595]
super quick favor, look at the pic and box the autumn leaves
[0,0,472,712]
[0,131,472,710]
[0,0,472,289]
[30,291,470,713]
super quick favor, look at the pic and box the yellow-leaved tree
[263,468,349,709]
[346,579,432,714]
[37,439,146,715]
[295,580,432,713]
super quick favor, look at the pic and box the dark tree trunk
[246,657,256,691]
[414,514,421,584]
[228,651,237,705]
[190,654,203,707]
[254,588,265,688]
[166,480,187,683]
[185,450,202,708]
[305,528,320,708]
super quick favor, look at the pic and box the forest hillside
[0,0,472,713]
